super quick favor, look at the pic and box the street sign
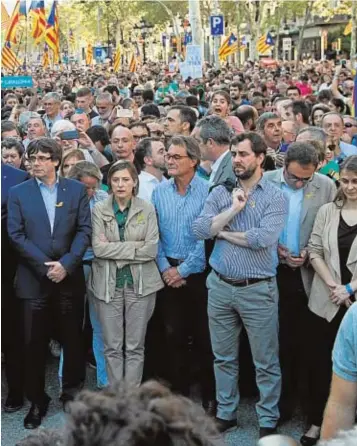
[210,15,224,36]
[282,38,292,51]
[1,76,33,89]
[95,47,102,58]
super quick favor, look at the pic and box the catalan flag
[1,2,10,29]
[353,74,356,118]
[113,44,121,72]
[343,20,352,36]
[4,0,27,44]
[86,43,93,65]
[129,53,137,73]
[42,43,50,68]
[2,41,21,71]
[219,33,237,60]
[256,32,274,55]
[69,29,75,47]
[30,1,46,43]
[45,0,59,63]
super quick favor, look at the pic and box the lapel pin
[55,202,64,208]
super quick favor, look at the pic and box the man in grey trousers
[193,132,288,439]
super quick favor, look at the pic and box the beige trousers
[93,287,156,387]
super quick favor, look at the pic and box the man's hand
[99,234,108,243]
[285,249,308,269]
[231,188,247,213]
[45,261,67,283]
[278,244,289,260]
[171,279,187,288]
[162,267,183,287]
[76,131,96,150]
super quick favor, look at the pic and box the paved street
[2,357,306,446]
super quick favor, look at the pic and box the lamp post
[134,19,154,63]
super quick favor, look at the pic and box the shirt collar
[35,175,59,188]
[140,170,160,183]
[211,149,229,172]
[113,199,131,214]
[237,175,267,191]
[170,173,200,192]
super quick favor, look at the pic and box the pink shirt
[226,116,244,134]
[295,82,313,97]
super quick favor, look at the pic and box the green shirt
[113,200,134,288]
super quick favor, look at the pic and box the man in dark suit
[2,164,29,413]
[191,115,235,188]
[7,138,91,429]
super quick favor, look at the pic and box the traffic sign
[210,15,224,36]
[282,38,292,51]
[95,47,102,58]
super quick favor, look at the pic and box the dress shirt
[340,141,357,157]
[35,177,59,234]
[138,170,167,202]
[279,171,304,256]
[193,177,289,280]
[209,150,229,186]
[91,115,107,127]
[151,174,209,278]
[43,113,62,132]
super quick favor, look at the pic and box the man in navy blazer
[2,163,29,414]
[7,138,92,429]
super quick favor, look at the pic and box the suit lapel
[53,178,67,234]
[300,180,319,225]
[32,179,51,234]
[212,152,229,185]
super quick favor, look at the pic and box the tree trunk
[295,0,313,69]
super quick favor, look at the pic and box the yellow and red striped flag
[1,1,10,29]
[256,32,274,55]
[343,20,352,36]
[69,28,75,47]
[2,41,21,71]
[129,53,137,73]
[113,44,121,72]
[42,43,50,68]
[30,1,46,43]
[86,43,93,65]
[4,0,27,44]
[45,0,59,63]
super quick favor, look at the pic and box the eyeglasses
[164,154,190,162]
[29,155,52,163]
[285,170,313,185]
[151,131,164,137]
[344,123,357,128]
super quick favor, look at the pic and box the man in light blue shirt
[264,142,336,422]
[150,135,215,413]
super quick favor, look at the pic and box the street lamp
[134,19,154,63]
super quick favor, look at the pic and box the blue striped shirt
[192,177,289,280]
[152,174,209,278]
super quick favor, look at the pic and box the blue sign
[95,47,102,58]
[1,76,34,89]
[210,15,224,36]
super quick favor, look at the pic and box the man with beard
[135,137,167,202]
[230,82,249,111]
[193,132,288,438]
[91,93,114,127]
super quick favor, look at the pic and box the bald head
[111,126,135,161]
[235,105,258,130]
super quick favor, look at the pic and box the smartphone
[117,108,134,118]
[341,59,346,67]
[60,129,79,140]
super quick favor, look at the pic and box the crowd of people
[1,56,357,445]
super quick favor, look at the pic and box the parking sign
[210,15,224,36]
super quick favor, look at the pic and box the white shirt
[209,150,229,186]
[138,170,166,202]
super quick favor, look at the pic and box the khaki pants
[94,287,156,387]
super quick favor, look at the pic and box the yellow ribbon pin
[136,213,145,224]
[55,202,64,208]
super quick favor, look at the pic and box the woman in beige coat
[88,160,164,387]
[301,156,357,446]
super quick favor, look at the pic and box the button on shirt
[193,177,289,280]
[36,177,59,234]
[280,172,304,256]
[152,174,209,278]
[138,171,167,202]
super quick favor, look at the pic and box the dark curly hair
[64,381,221,446]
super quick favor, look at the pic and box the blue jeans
[207,271,281,427]
[59,264,108,389]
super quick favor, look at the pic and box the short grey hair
[285,141,319,168]
[321,111,344,126]
[296,126,327,144]
[43,92,61,103]
[96,92,113,104]
[67,160,103,183]
[195,115,231,146]
[256,112,281,132]
[51,120,76,138]
[170,135,201,170]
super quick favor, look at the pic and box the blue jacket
[7,176,92,299]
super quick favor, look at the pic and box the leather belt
[167,257,184,267]
[214,270,272,287]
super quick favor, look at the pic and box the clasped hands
[328,283,353,308]
[278,244,307,269]
[45,261,67,283]
[163,267,186,288]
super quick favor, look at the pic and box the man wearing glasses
[7,138,91,429]
[264,142,336,422]
[343,116,357,147]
